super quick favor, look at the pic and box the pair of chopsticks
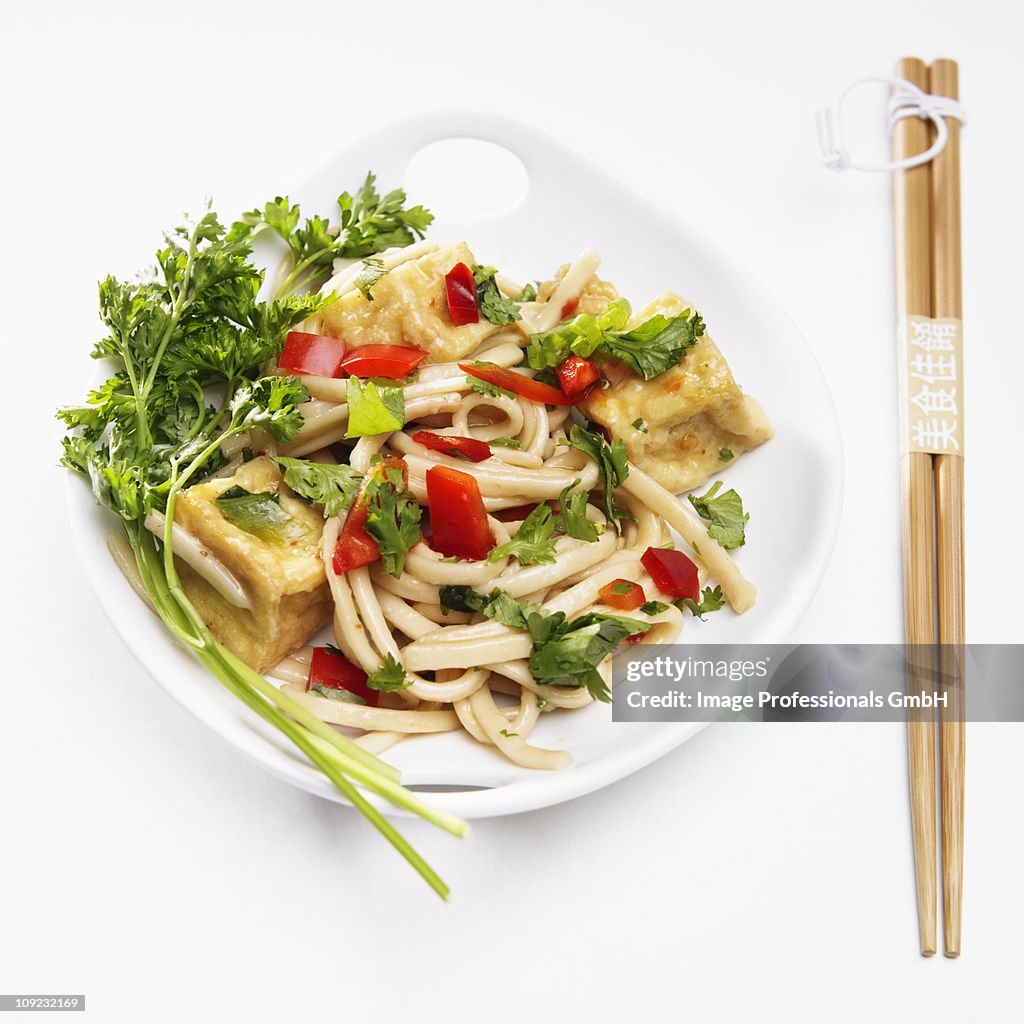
[892,56,965,959]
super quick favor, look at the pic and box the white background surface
[3,1,1022,1021]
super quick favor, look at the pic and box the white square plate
[68,111,843,818]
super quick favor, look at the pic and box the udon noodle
[127,246,763,771]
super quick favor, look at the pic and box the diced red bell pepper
[338,344,428,379]
[279,332,347,377]
[556,355,601,399]
[444,262,479,326]
[411,430,492,463]
[625,632,646,644]
[307,646,380,707]
[641,547,700,602]
[332,500,380,573]
[598,578,647,611]
[460,362,577,406]
[332,457,410,574]
[425,465,492,561]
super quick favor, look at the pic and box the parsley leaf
[439,586,533,629]
[273,456,363,517]
[231,376,309,442]
[527,612,649,702]
[236,174,433,296]
[553,480,601,542]
[488,437,522,450]
[366,652,410,691]
[688,482,749,549]
[346,377,404,437]
[354,257,388,300]
[488,503,557,566]
[562,425,630,531]
[640,600,670,615]
[525,298,706,380]
[438,585,649,702]
[632,418,648,433]
[678,585,726,620]
[472,264,522,326]
[602,312,705,380]
[339,175,433,258]
[363,464,422,577]
[719,448,734,462]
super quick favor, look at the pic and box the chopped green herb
[602,311,705,380]
[688,482,748,549]
[438,585,649,702]
[354,257,388,300]
[498,729,519,738]
[472,264,522,326]
[235,173,433,296]
[525,297,706,380]
[611,581,635,596]
[488,503,557,566]
[488,437,522,450]
[536,698,549,710]
[468,376,515,400]
[346,377,404,437]
[640,601,670,615]
[527,611,648,702]
[311,683,368,705]
[518,282,538,302]
[632,418,648,433]
[363,463,422,577]
[678,585,726,620]
[562,425,630,532]
[438,554,460,563]
[216,487,304,543]
[241,446,255,462]
[439,586,533,629]
[273,456,363,516]
[366,652,410,691]
[553,479,601,542]
[719,448,734,462]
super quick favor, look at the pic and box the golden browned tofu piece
[581,291,773,493]
[318,244,499,363]
[174,457,331,673]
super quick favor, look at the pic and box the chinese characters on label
[898,316,964,455]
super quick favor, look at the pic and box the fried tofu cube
[174,457,331,673]
[318,243,500,363]
[580,291,773,493]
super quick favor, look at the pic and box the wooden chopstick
[892,55,938,958]
[928,57,966,959]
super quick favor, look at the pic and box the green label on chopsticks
[897,316,965,456]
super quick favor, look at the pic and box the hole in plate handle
[404,138,529,221]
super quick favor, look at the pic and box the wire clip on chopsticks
[816,75,967,173]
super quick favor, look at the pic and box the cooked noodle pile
[248,250,758,770]
[105,245,759,771]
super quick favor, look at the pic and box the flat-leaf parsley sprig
[59,185,467,900]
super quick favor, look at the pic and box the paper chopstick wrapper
[897,315,965,456]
